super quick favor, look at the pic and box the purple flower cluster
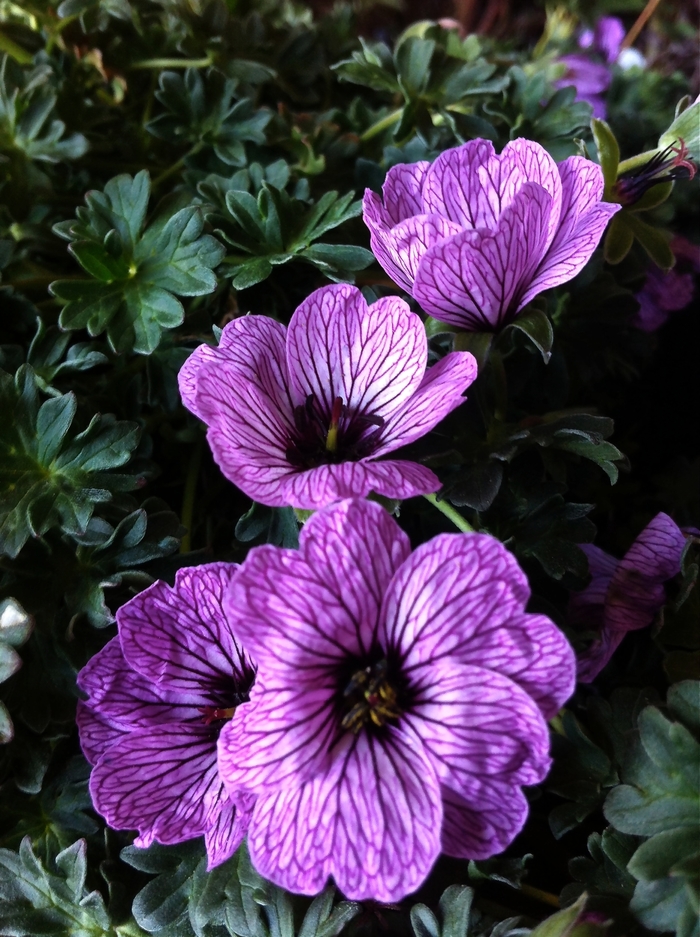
[77,136,629,902]
[363,139,619,331]
[555,16,626,118]
[79,500,575,899]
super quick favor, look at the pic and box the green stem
[130,55,213,69]
[180,438,203,554]
[0,30,33,64]
[151,143,202,187]
[423,493,474,533]
[519,884,560,908]
[360,109,403,142]
[490,348,508,422]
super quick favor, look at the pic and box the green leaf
[508,307,554,363]
[603,213,635,265]
[591,118,620,192]
[0,837,111,935]
[0,56,88,166]
[0,366,140,558]
[623,213,675,270]
[146,68,270,167]
[628,827,700,881]
[50,172,225,354]
[235,502,299,549]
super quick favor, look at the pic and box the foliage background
[0,0,698,934]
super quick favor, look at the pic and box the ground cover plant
[0,0,698,934]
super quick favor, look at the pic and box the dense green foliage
[0,0,698,934]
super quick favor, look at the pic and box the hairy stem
[180,438,203,554]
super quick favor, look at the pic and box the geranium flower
[218,499,575,901]
[178,283,477,509]
[77,564,255,868]
[632,235,700,331]
[555,16,626,118]
[569,513,688,681]
[363,139,620,332]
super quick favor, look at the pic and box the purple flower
[632,235,699,332]
[569,513,688,681]
[178,283,477,509]
[556,16,625,117]
[77,564,255,868]
[217,499,575,901]
[363,139,620,332]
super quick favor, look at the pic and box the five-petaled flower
[363,138,620,332]
[178,283,477,509]
[77,564,255,869]
[217,498,576,902]
[569,513,690,682]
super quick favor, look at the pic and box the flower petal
[272,458,440,510]
[369,215,463,293]
[375,352,478,455]
[180,316,291,421]
[78,637,201,724]
[519,158,620,307]
[500,138,562,246]
[383,161,431,224]
[567,544,618,631]
[406,659,551,790]
[218,683,337,793]
[441,781,528,860]
[76,703,127,766]
[382,532,530,663]
[90,723,222,845]
[413,183,553,330]
[606,512,686,633]
[246,727,442,902]
[196,358,296,489]
[224,499,408,673]
[118,563,251,701]
[422,139,501,229]
[204,790,255,870]
[286,284,426,422]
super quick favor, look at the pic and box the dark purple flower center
[197,668,255,728]
[614,140,696,206]
[340,658,403,734]
[286,394,384,469]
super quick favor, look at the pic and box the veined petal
[196,358,296,465]
[224,500,408,673]
[383,161,430,224]
[78,637,202,723]
[363,189,391,234]
[375,352,477,455]
[423,139,501,229]
[371,215,463,293]
[605,512,686,633]
[567,544,618,631]
[413,183,553,330]
[286,285,426,422]
[272,458,440,510]
[406,660,551,790]
[118,563,251,700]
[179,316,291,421]
[382,532,530,664]
[441,781,528,860]
[520,157,619,307]
[500,138,562,247]
[218,683,337,793]
[76,703,127,766]
[246,727,442,902]
[90,723,222,845]
[204,789,255,870]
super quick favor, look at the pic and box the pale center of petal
[341,658,402,734]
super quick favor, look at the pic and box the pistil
[199,706,236,725]
[614,139,696,205]
[325,396,344,453]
